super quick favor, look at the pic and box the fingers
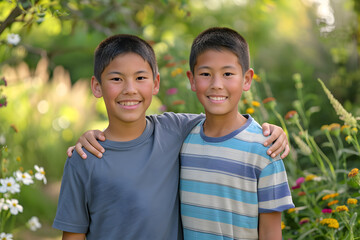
[84,135,105,158]
[67,146,75,157]
[280,145,290,159]
[267,135,287,158]
[78,130,105,158]
[94,130,106,142]
[75,142,87,159]
[261,123,271,136]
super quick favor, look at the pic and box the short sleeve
[52,155,89,233]
[158,112,204,141]
[257,159,294,213]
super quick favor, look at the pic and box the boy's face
[91,52,160,125]
[187,49,253,118]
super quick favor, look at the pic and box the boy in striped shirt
[180,27,294,240]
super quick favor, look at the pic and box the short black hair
[189,27,250,74]
[94,34,158,83]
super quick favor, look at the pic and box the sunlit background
[0,0,359,239]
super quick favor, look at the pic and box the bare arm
[258,212,282,240]
[67,123,289,160]
[62,232,86,240]
[262,123,289,159]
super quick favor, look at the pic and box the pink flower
[159,105,167,112]
[296,177,305,185]
[322,208,333,214]
[299,218,310,225]
[291,185,301,190]
[166,88,178,95]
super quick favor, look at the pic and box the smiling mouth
[118,101,140,106]
[208,96,227,101]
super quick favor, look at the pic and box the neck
[104,118,147,141]
[203,112,247,138]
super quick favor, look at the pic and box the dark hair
[189,27,250,74]
[94,34,158,83]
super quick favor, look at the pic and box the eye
[224,72,233,77]
[111,77,122,81]
[136,76,147,80]
[200,72,211,77]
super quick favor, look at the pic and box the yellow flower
[320,218,339,229]
[287,208,295,214]
[281,221,285,230]
[348,168,359,178]
[305,174,317,181]
[352,127,358,134]
[321,125,330,132]
[322,193,339,200]
[253,73,261,82]
[345,136,353,143]
[16,156,21,162]
[335,205,348,212]
[246,108,255,114]
[347,198,358,205]
[252,101,261,107]
[341,125,351,135]
[328,200,339,206]
[171,68,183,77]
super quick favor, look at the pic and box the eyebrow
[197,65,237,70]
[106,70,150,75]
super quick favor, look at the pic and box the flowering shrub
[264,76,360,240]
[0,77,46,237]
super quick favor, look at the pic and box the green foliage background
[0,0,359,239]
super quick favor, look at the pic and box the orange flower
[285,110,298,120]
[10,124,18,133]
[262,97,275,104]
[322,193,339,200]
[348,168,359,178]
[328,200,339,206]
[172,100,186,106]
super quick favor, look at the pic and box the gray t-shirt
[53,112,203,240]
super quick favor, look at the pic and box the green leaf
[298,228,320,240]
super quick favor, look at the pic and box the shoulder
[147,112,204,130]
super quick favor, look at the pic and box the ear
[152,73,160,95]
[243,68,254,91]
[91,76,103,98]
[186,71,196,92]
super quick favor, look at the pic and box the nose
[123,80,137,94]
[211,74,223,89]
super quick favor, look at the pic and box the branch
[0,0,40,36]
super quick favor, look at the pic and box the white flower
[6,199,23,215]
[27,216,42,231]
[0,198,9,212]
[0,232,13,240]
[6,33,20,45]
[0,134,5,145]
[0,177,20,194]
[14,170,34,185]
[34,165,47,184]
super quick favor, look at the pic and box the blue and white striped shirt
[180,115,294,239]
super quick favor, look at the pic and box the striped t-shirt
[180,115,294,239]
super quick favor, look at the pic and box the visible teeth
[209,97,226,101]
[120,101,139,106]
